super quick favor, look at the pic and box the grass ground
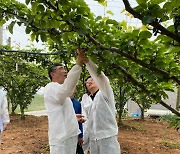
[27,94,45,111]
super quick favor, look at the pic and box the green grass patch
[122,120,145,132]
[162,140,180,149]
[26,94,45,112]
[160,115,180,131]
[129,123,145,132]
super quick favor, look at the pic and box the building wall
[126,89,177,115]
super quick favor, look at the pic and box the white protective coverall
[0,89,10,142]
[44,65,82,154]
[81,93,91,154]
[84,60,121,154]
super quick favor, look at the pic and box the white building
[126,89,178,117]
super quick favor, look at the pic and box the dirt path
[0,115,180,154]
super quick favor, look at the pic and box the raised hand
[76,48,89,66]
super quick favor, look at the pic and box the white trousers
[50,136,78,154]
[90,136,121,154]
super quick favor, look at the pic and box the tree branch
[97,53,180,116]
[88,35,180,85]
[0,49,59,55]
[122,0,180,44]
[43,0,75,30]
[3,9,72,38]
[110,64,180,116]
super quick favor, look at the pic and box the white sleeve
[81,94,89,118]
[81,94,90,131]
[44,65,82,104]
[1,95,10,124]
[86,60,112,98]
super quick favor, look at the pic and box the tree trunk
[140,108,144,120]
[138,104,144,120]
[11,102,18,114]
[10,111,16,116]
[118,108,123,126]
[20,105,25,120]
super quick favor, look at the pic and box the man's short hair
[48,63,63,81]
[85,75,91,83]
[84,75,91,95]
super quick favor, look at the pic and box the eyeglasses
[54,66,64,71]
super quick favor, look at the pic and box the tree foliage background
[0,0,179,118]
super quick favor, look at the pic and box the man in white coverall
[44,49,88,154]
[0,89,10,143]
[83,57,120,154]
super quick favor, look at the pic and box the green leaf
[36,13,42,20]
[0,19,6,26]
[62,33,68,43]
[106,10,114,16]
[148,4,162,17]
[139,31,152,39]
[37,4,45,12]
[106,19,118,25]
[25,0,31,5]
[95,16,102,21]
[74,15,82,22]
[136,0,147,5]
[134,5,144,13]
[40,20,46,27]
[162,2,174,15]
[36,34,39,42]
[150,0,164,4]
[17,22,22,26]
[60,0,69,5]
[99,1,107,6]
[31,32,36,41]
[156,95,161,102]
[40,33,47,42]
[37,0,44,3]
[142,16,156,24]
[25,27,31,34]
[77,28,86,36]
[31,2,38,14]
[8,21,16,34]
[139,69,149,76]
[94,0,106,4]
